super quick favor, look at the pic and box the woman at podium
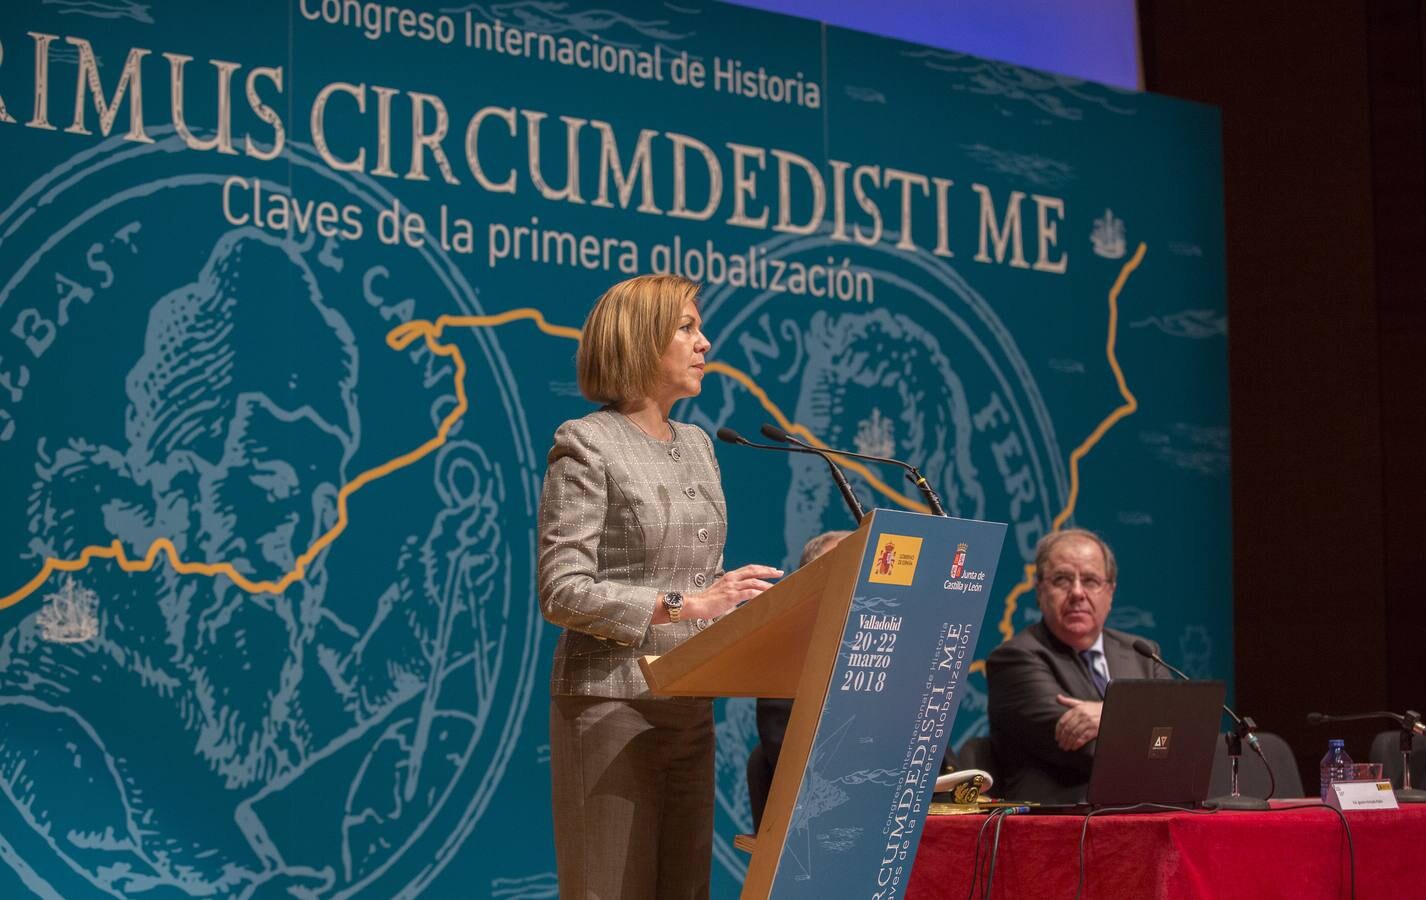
[537,274,783,899]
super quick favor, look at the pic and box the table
[905,801,1426,899]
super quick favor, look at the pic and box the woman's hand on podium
[686,564,783,619]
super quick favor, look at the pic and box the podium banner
[769,511,1006,898]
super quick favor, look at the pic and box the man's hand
[1053,694,1104,751]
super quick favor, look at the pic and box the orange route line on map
[967,241,1148,675]
[0,308,920,611]
[0,314,471,611]
[4,242,1144,614]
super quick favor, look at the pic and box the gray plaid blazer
[537,408,727,698]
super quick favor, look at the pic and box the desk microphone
[1131,639,1272,809]
[1306,710,1426,802]
[716,427,864,524]
[757,423,946,516]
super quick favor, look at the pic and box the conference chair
[1207,731,1304,799]
[1369,730,1425,790]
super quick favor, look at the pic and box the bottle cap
[1329,738,1344,748]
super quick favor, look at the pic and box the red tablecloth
[905,801,1426,899]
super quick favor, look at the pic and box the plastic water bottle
[1319,739,1354,801]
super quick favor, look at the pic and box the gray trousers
[549,695,715,900]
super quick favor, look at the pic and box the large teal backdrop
[0,2,1228,897]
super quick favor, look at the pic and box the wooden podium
[641,508,1007,900]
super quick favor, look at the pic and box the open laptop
[1033,678,1226,811]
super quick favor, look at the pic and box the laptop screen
[1086,679,1226,807]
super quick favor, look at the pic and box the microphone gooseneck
[1132,640,1262,751]
[1306,710,1426,737]
[1131,639,1193,683]
[759,424,947,516]
[718,426,865,524]
[1308,709,1426,799]
[1133,640,1273,807]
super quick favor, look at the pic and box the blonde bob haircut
[577,274,701,405]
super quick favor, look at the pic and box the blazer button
[669,447,682,461]
[684,486,698,499]
[697,528,709,542]
[693,573,706,587]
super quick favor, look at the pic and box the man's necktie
[1080,648,1108,698]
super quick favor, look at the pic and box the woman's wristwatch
[662,591,685,622]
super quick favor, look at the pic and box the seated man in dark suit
[986,528,1165,803]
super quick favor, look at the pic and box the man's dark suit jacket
[986,621,1165,804]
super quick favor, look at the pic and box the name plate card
[1326,781,1400,811]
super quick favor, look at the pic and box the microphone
[1307,710,1426,736]
[1131,639,1272,809]
[1308,710,1426,801]
[715,427,754,446]
[1131,640,1258,745]
[1131,639,1191,681]
[758,424,946,516]
[716,427,865,524]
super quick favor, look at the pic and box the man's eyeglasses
[1043,572,1111,594]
